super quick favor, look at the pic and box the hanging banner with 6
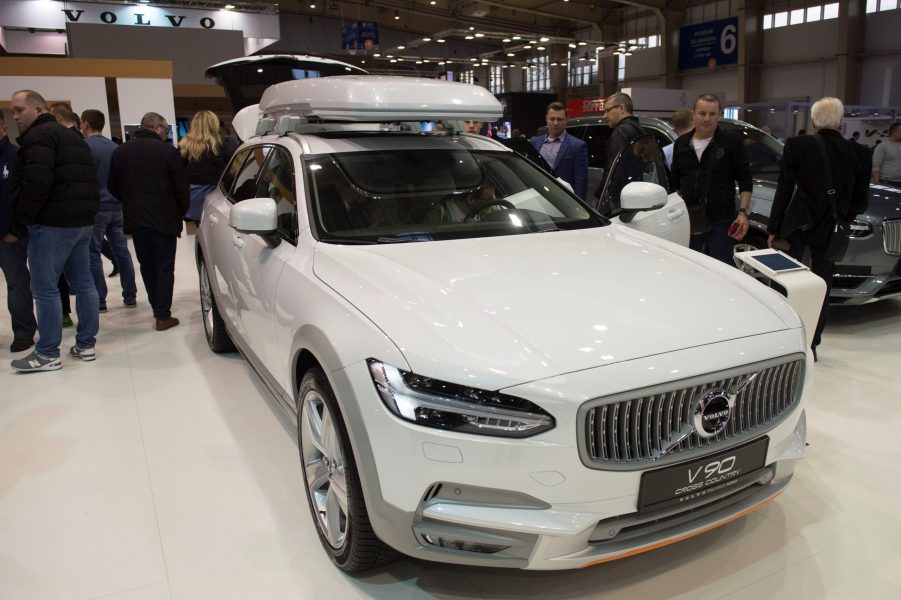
[678,17,738,70]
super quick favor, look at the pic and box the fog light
[421,534,510,554]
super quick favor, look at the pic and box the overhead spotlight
[578,55,586,61]
[537,46,545,51]
[394,10,400,20]
[390,59,398,63]
[475,33,484,38]
[373,53,381,57]
[438,61,446,65]
[257,68,264,73]
[309,3,316,8]
[224,3,235,8]
[470,57,478,61]
[423,37,432,42]
[568,43,577,48]
[540,37,549,42]
[397,45,405,49]
[503,38,512,43]
[423,59,430,63]
[502,65,508,69]
[512,35,521,40]
[598,45,605,51]
[551,62,558,66]
[397,58,404,62]
[437,38,446,43]
[387,54,394,58]
[430,0,437,4]
[578,41,587,46]
[507,52,515,57]
[527,40,536,44]
[628,45,638,51]
[590,57,597,62]
[469,26,475,30]
[624,51,632,56]
[465,35,474,39]
[416,60,423,64]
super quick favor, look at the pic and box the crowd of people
[0,89,232,373]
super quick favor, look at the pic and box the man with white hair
[767,96,870,361]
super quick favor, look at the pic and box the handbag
[814,134,850,262]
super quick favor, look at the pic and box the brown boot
[155,317,180,331]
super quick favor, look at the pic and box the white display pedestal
[735,250,827,348]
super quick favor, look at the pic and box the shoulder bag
[815,134,850,262]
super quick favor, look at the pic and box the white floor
[1,234,900,600]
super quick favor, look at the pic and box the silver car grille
[883,219,901,256]
[582,358,804,467]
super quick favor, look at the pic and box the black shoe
[108,266,119,278]
[10,338,34,352]
[811,346,818,362]
[99,302,108,313]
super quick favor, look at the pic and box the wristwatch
[737,208,748,215]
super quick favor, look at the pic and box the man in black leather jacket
[108,112,189,332]
[596,92,643,199]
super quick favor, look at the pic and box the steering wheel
[464,198,516,221]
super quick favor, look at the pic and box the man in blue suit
[531,102,589,200]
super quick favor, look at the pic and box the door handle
[231,235,244,249]
[208,214,219,224]
[667,209,685,222]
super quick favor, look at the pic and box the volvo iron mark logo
[693,388,732,438]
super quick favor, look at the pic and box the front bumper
[331,330,810,570]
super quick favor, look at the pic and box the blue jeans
[0,235,37,339]
[90,207,137,304]
[690,218,736,267]
[27,225,100,357]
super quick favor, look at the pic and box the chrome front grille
[582,357,804,467]
[883,219,901,256]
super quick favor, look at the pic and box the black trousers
[131,227,177,320]
[787,234,832,349]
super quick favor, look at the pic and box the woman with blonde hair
[179,110,233,225]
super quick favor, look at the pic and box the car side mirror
[620,182,667,212]
[618,182,668,223]
[229,197,281,247]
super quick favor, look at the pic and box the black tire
[199,258,236,353]
[297,367,395,572]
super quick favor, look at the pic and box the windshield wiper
[377,232,435,243]
[318,236,378,245]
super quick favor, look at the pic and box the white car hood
[313,227,795,389]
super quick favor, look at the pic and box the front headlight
[367,359,555,438]
[850,219,872,237]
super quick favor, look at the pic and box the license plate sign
[638,437,769,512]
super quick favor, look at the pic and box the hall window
[807,6,822,20]
[790,9,805,24]
[526,55,549,91]
[617,54,626,82]
[459,70,473,84]
[879,0,897,11]
[763,14,773,29]
[773,11,788,27]
[823,3,839,18]
[489,65,504,94]
[568,54,597,87]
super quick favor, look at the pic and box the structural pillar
[837,0,866,104]
[656,7,684,91]
[737,0,764,104]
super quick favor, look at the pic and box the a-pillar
[837,0,865,104]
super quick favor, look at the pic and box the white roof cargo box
[258,75,502,122]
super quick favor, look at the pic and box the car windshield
[721,122,783,174]
[307,148,603,243]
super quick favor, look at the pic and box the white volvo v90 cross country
[196,76,813,572]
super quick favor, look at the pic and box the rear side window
[231,146,272,202]
[220,148,250,196]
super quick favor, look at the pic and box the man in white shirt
[872,122,901,187]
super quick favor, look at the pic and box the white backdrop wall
[116,78,176,142]
[0,76,110,139]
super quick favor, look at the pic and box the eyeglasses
[606,104,622,112]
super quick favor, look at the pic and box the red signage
[566,97,606,118]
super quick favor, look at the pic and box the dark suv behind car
[566,116,901,304]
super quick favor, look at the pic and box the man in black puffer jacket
[108,112,188,332]
[9,90,100,373]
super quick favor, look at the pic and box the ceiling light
[512,35,521,40]
[437,38,446,43]
[430,0,437,4]
[624,51,632,56]
[470,57,478,61]
[387,54,394,58]
[540,37,550,42]
[578,41,587,46]
[438,61,445,65]
[590,57,597,62]
[394,11,400,20]
[527,40,536,44]
[224,3,235,8]
[579,55,586,61]
[416,60,423,64]
[373,53,381,57]
[469,26,475,30]
[537,46,545,50]
[501,65,508,69]
[465,35,474,39]
[257,68,263,72]
[390,59,397,63]
[568,43,577,48]
[309,3,316,8]
[507,52,515,57]
[551,62,558,66]
[475,33,485,38]
[423,37,431,42]
[522,65,528,69]
[397,58,404,62]
[423,59,430,63]
[397,45,405,49]
[598,45,605,51]
[503,38,511,43]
